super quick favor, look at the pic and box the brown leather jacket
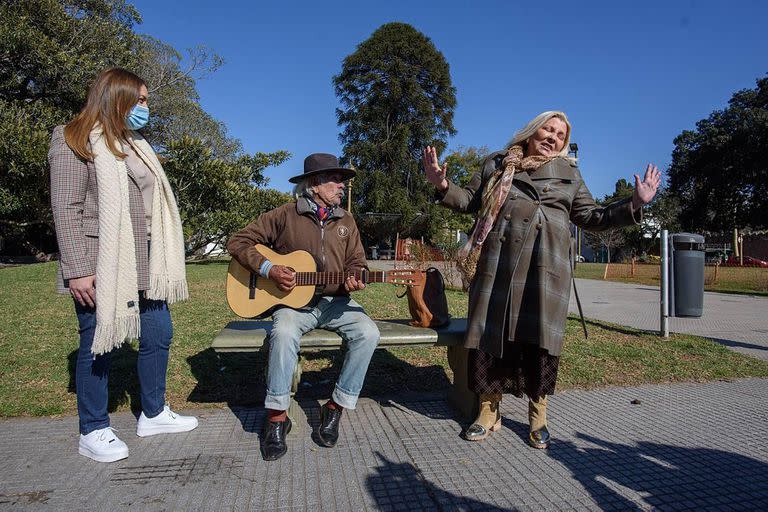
[226,197,367,296]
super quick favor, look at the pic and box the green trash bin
[669,233,705,317]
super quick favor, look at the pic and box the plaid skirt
[468,344,560,398]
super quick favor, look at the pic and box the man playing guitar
[227,153,380,461]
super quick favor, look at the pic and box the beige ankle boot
[464,393,502,441]
[528,395,550,449]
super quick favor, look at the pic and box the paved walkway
[2,268,767,510]
[1,379,767,510]
[569,278,768,361]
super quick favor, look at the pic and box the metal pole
[347,162,356,214]
[739,235,744,266]
[347,178,353,213]
[577,227,582,260]
[660,229,669,337]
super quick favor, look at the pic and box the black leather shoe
[262,417,291,461]
[316,403,342,448]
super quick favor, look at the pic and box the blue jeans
[75,295,173,435]
[265,296,380,410]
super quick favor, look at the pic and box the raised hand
[422,146,449,191]
[632,163,662,209]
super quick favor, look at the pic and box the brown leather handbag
[399,267,451,328]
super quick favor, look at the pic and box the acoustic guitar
[226,244,420,318]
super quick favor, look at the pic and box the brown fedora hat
[288,153,356,184]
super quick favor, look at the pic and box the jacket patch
[337,226,349,238]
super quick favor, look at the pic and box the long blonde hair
[63,68,145,160]
[507,111,575,162]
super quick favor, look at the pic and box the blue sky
[130,0,768,199]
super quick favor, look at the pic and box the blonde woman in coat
[423,111,660,448]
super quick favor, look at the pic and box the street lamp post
[568,143,582,259]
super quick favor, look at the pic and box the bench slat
[211,318,467,352]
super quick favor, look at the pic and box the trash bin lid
[671,232,705,244]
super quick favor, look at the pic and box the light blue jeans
[265,296,380,410]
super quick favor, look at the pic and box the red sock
[325,400,343,412]
[267,409,287,422]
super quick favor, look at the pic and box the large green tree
[0,0,286,259]
[667,75,768,231]
[333,22,456,244]
[0,0,143,258]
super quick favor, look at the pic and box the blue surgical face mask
[126,104,149,130]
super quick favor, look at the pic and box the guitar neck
[294,270,389,286]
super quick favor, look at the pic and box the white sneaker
[79,427,129,463]
[136,405,198,437]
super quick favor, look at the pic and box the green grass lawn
[1,260,767,418]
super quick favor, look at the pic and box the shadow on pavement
[366,451,516,511]
[379,394,460,422]
[548,432,768,510]
[185,347,452,406]
[185,346,455,441]
[709,337,768,353]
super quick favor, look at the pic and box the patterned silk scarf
[456,145,554,285]
[317,206,331,224]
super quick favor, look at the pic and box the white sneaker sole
[136,418,198,437]
[78,445,129,463]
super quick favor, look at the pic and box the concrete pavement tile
[2,380,768,510]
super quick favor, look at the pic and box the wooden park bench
[211,318,476,424]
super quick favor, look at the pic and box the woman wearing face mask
[49,68,197,463]
[423,111,660,448]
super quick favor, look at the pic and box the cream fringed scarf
[456,145,554,285]
[89,127,188,356]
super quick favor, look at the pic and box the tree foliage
[667,75,768,231]
[0,0,287,258]
[441,145,488,234]
[584,228,626,263]
[163,137,290,256]
[589,178,681,259]
[136,36,240,159]
[333,22,456,244]
[0,0,143,256]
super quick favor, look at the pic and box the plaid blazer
[48,126,150,294]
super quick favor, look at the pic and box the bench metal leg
[447,345,478,420]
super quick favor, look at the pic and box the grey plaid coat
[48,126,150,293]
[440,153,640,357]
